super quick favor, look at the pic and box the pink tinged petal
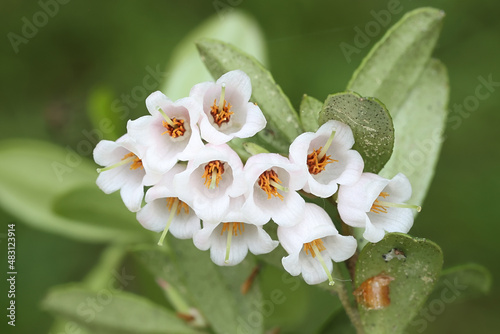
[338,173,389,214]
[229,102,266,140]
[269,191,305,227]
[174,144,242,221]
[144,164,187,202]
[146,91,172,117]
[217,70,252,102]
[278,203,340,254]
[245,225,279,255]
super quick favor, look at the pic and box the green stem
[332,262,364,334]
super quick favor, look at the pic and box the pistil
[370,192,421,214]
[97,152,142,172]
[221,222,245,264]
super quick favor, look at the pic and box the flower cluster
[94,70,420,286]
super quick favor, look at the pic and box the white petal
[96,167,129,194]
[269,191,305,227]
[146,91,172,117]
[93,139,127,167]
[363,216,386,243]
[298,251,333,285]
[384,173,412,203]
[323,235,357,262]
[245,226,279,255]
[119,173,145,212]
[169,208,201,240]
[136,198,168,232]
[192,223,218,251]
[217,70,252,102]
[228,102,266,139]
[369,207,414,235]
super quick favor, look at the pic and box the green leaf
[355,233,443,334]
[162,10,268,100]
[300,94,322,132]
[42,286,200,334]
[48,246,128,334]
[134,238,264,334]
[197,38,303,153]
[347,7,445,115]
[0,139,148,243]
[379,59,449,206]
[52,186,150,243]
[319,92,394,173]
[427,263,492,304]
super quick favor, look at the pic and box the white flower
[94,134,149,212]
[173,144,245,222]
[337,173,421,243]
[136,164,200,244]
[278,203,357,285]
[127,91,203,180]
[241,153,307,227]
[193,197,278,266]
[189,70,266,145]
[289,120,364,198]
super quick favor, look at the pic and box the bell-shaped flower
[193,197,278,266]
[241,153,307,227]
[289,120,364,198]
[189,70,266,145]
[94,134,149,212]
[278,203,357,285]
[127,91,204,181]
[136,164,201,245]
[173,144,245,222]
[337,173,421,243]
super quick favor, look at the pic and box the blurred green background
[1,0,499,333]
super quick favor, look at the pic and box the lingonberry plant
[9,7,484,334]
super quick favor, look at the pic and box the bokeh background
[1,0,499,333]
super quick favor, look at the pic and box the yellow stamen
[202,160,225,189]
[258,170,288,200]
[166,197,189,215]
[161,117,186,138]
[123,152,143,170]
[304,239,327,258]
[304,239,335,285]
[210,85,233,127]
[307,147,337,175]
